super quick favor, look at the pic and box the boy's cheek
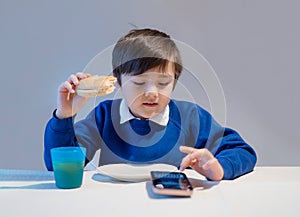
[125,90,145,101]
[158,87,173,97]
[123,92,144,107]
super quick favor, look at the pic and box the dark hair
[112,28,182,86]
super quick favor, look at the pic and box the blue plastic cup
[50,147,86,189]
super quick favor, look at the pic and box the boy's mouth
[143,102,158,107]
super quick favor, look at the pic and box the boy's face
[121,64,175,119]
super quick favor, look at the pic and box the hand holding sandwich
[56,72,116,119]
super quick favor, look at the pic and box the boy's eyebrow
[159,74,173,78]
[135,73,173,78]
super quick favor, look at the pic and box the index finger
[68,74,80,86]
[179,146,195,154]
[76,72,91,80]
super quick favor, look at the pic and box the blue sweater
[44,99,257,180]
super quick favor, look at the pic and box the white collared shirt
[119,99,169,126]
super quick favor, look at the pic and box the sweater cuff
[50,109,74,132]
[217,157,235,180]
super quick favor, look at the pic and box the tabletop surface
[0,167,299,217]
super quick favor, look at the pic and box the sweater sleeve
[195,107,257,180]
[44,108,103,171]
[214,128,257,180]
[43,110,78,171]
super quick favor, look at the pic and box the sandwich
[76,75,117,97]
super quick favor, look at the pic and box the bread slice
[76,75,117,97]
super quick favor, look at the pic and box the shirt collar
[119,99,169,126]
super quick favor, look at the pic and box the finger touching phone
[150,171,193,197]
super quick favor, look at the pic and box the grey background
[1,0,299,170]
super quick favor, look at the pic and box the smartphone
[150,171,193,197]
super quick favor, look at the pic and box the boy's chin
[136,113,156,120]
[131,108,161,120]
[138,115,152,120]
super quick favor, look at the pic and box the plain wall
[0,0,299,170]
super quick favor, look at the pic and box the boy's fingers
[202,158,218,170]
[75,72,85,78]
[180,146,205,159]
[179,154,192,171]
[180,153,198,171]
[68,74,80,85]
[179,146,198,171]
[60,81,75,93]
[76,72,91,80]
[64,73,91,94]
[180,146,216,170]
[179,146,195,154]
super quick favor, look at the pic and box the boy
[44,28,257,181]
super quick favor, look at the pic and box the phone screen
[151,171,193,191]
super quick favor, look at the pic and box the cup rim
[50,146,86,153]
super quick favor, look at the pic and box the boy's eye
[132,81,145,85]
[158,82,171,86]
[158,78,173,86]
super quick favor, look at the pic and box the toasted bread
[76,75,117,97]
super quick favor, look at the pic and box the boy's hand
[56,72,91,119]
[179,146,224,181]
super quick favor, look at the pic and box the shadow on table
[189,178,219,190]
[0,169,54,182]
[0,169,57,190]
[145,178,219,199]
[0,182,57,190]
[91,173,144,184]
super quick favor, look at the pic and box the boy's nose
[144,83,158,97]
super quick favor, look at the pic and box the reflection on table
[0,167,299,217]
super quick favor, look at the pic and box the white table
[0,167,299,217]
